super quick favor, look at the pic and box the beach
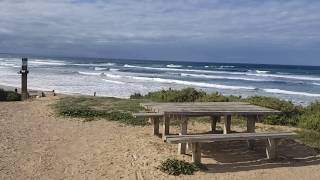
[1,56,320,105]
[1,94,320,180]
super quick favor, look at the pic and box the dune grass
[53,96,147,125]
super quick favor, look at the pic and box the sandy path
[1,97,320,180]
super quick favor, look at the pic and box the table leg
[247,115,256,149]
[178,116,188,154]
[223,115,231,134]
[210,115,220,133]
[153,117,160,135]
[162,115,170,140]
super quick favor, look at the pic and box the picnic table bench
[165,132,296,164]
[133,102,295,164]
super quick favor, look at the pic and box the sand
[1,97,320,180]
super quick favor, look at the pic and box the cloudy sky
[0,0,320,65]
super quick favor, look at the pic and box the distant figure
[41,92,46,97]
[94,92,96,96]
[52,90,56,96]
[14,88,18,93]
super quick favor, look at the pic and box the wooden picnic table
[140,102,280,154]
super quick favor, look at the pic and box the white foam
[180,73,267,82]
[74,63,115,67]
[129,76,255,90]
[102,79,125,84]
[78,71,102,76]
[110,68,119,71]
[105,73,122,78]
[312,83,320,86]
[122,64,246,75]
[248,73,320,81]
[166,64,182,68]
[255,70,270,74]
[94,67,108,71]
[30,59,67,66]
[263,89,320,97]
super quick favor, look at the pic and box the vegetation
[159,159,199,176]
[0,88,21,101]
[131,88,301,126]
[54,88,320,148]
[53,96,146,126]
[245,96,304,126]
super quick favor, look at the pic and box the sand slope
[1,97,320,180]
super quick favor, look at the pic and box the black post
[20,58,29,100]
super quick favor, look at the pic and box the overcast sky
[1,0,320,65]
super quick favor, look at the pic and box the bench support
[210,116,220,133]
[223,115,231,134]
[192,142,201,165]
[247,115,256,149]
[178,116,188,154]
[266,138,279,160]
[153,117,160,135]
[162,116,170,140]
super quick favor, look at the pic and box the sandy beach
[0,95,320,180]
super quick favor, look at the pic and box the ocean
[1,55,320,105]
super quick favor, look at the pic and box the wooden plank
[153,117,160,135]
[223,115,231,134]
[192,142,201,164]
[178,116,188,154]
[247,115,256,150]
[165,132,296,144]
[132,112,164,117]
[162,116,170,140]
[266,138,279,160]
[210,116,220,133]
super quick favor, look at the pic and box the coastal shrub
[0,88,21,101]
[297,130,320,149]
[299,102,320,132]
[53,96,146,126]
[143,88,206,102]
[130,93,143,99]
[245,96,303,126]
[159,159,199,176]
[197,92,241,102]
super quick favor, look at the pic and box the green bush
[299,102,320,132]
[0,89,21,101]
[159,159,199,176]
[245,96,303,126]
[130,93,143,99]
[197,92,241,102]
[143,88,206,102]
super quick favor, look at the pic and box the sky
[0,0,320,65]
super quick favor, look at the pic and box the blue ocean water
[1,54,320,105]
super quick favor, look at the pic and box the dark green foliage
[197,92,241,102]
[299,102,320,132]
[245,96,303,126]
[132,88,241,103]
[142,88,206,102]
[53,96,146,126]
[130,93,143,99]
[0,89,21,101]
[159,159,199,176]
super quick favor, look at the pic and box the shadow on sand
[196,138,320,173]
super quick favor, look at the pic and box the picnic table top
[141,102,280,116]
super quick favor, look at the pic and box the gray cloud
[1,0,320,65]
